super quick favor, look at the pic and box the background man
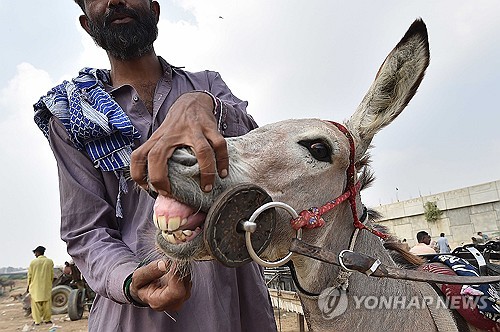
[478,231,489,243]
[33,0,276,331]
[436,233,451,253]
[409,231,437,255]
[27,246,54,325]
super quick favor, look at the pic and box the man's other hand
[130,260,191,312]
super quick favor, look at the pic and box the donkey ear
[346,19,430,161]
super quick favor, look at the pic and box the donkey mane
[357,207,424,268]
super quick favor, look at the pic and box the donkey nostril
[171,148,197,166]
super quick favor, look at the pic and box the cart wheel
[52,285,72,314]
[68,289,84,321]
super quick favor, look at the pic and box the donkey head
[153,19,430,266]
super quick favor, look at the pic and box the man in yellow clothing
[28,246,54,325]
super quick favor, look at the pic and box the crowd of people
[407,231,494,256]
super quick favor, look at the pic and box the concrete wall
[374,180,500,249]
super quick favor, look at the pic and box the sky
[0,0,499,268]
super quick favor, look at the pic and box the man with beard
[33,0,276,331]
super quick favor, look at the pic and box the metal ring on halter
[243,202,302,268]
[338,249,356,272]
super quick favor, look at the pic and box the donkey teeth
[181,218,188,227]
[161,231,177,244]
[160,230,186,244]
[154,215,182,232]
[153,213,159,229]
[173,230,186,242]
[167,217,181,232]
[157,215,168,231]
[160,228,197,243]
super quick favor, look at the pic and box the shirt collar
[103,56,174,93]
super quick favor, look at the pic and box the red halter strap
[289,121,389,240]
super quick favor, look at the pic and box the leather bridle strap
[289,238,500,285]
[284,260,320,297]
[286,208,369,297]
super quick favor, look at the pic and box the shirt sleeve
[206,71,258,136]
[47,117,139,304]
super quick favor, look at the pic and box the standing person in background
[478,231,489,243]
[63,261,72,276]
[401,238,410,251]
[409,231,437,255]
[28,246,54,326]
[436,233,451,254]
[430,238,439,252]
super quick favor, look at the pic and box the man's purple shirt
[45,58,276,331]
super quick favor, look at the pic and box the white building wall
[374,180,500,249]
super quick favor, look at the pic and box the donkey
[0,279,15,292]
[151,20,493,331]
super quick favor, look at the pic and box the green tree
[424,201,443,222]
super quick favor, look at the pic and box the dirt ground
[0,279,88,332]
[0,279,303,332]
[274,309,307,332]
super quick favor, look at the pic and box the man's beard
[87,5,158,60]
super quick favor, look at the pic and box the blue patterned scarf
[34,68,141,217]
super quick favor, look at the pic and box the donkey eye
[298,140,332,163]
